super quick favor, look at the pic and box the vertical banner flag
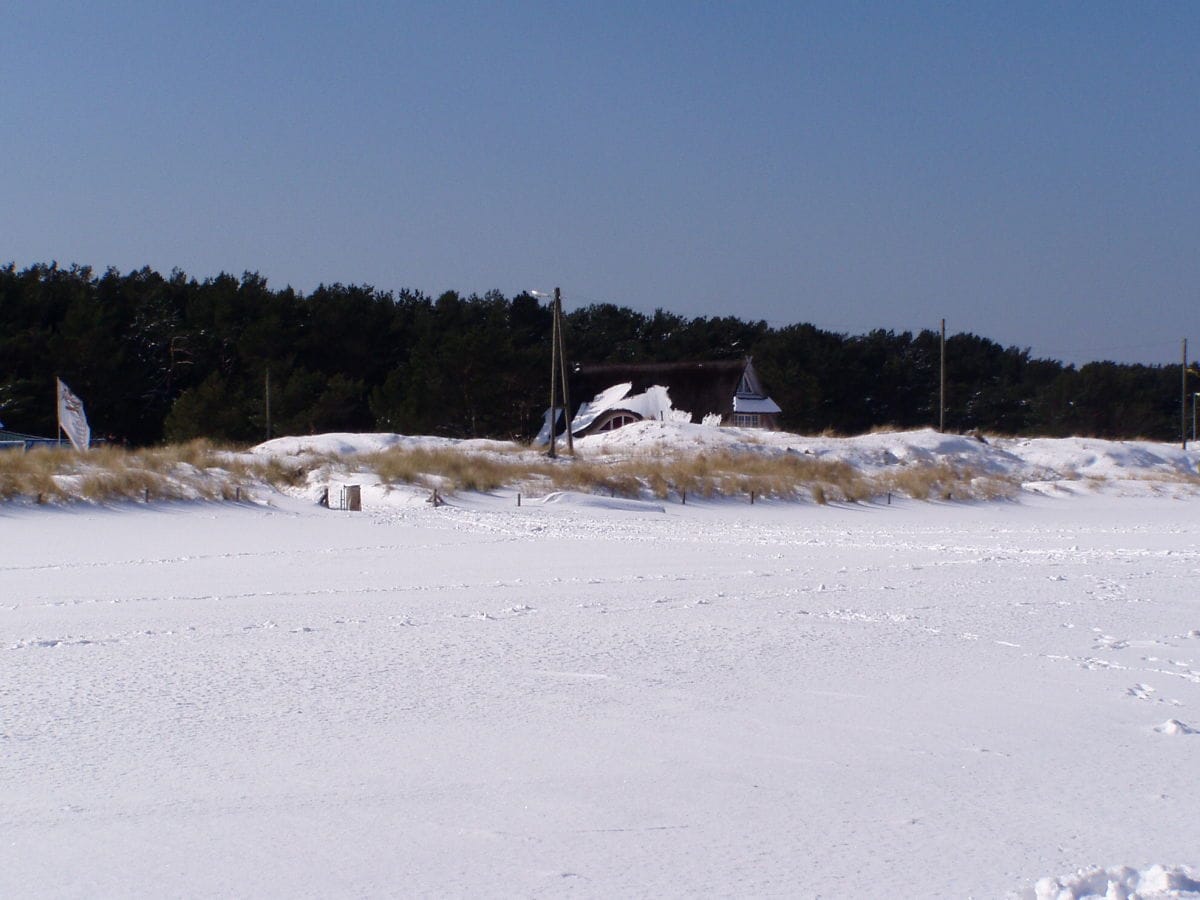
[56,378,91,451]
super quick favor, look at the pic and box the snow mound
[575,424,1200,488]
[1154,719,1198,736]
[253,432,519,457]
[1017,864,1200,899]
[241,426,1200,503]
[575,419,768,455]
[536,491,665,513]
[1009,438,1195,481]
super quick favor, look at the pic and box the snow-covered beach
[3,430,1200,898]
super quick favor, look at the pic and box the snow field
[2,492,1198,897]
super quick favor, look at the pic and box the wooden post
[1183,338,1188,450]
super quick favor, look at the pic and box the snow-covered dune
[249,425,1200,500]
[254,431,517,458]
[575,421,1200,484]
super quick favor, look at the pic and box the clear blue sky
[4,2,1197,365]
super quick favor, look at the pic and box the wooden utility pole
[265,368,272,441]
[544,287,574,458]
[541,287,574,458]
[939,318,946,433]
[1182,338,1188,450]
[548,297,560,459]
[555,288,573,455]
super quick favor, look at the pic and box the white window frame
[599,413,639,432]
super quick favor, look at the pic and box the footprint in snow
[1126,683,1155,701]
[1154,719,1197,736]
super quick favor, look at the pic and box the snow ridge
[1016,864,1200,899]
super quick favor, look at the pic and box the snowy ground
[4,430,1200,897]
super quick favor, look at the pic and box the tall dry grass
[0,439,1023,505]
[366,447,523,492]
[879,462,1018,501]
[0,447,69,502]
[361,447,881,503]
[0,441,254,503]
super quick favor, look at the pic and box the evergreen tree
[0,261,1188,444]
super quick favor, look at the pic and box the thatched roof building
[556,358,781,438]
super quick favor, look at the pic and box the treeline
[0,262,1186,445]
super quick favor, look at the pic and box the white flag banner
[56,378,91,452]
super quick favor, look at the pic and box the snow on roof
[732,396,782,414]
[575,384,678,430]
[536,382,690,444]
[568,382,635,434]
[573,360,752,421]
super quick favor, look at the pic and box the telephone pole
[555,288,573,455]
[548,297,560,458]
[1182,338,1188,450]
[544,287,573,458]
[939,318,946,433]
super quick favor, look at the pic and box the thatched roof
[570,360,750,422]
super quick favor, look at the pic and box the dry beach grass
[0,442,251,503]
[0,438,1027,505]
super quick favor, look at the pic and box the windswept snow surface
[3,487,1200,896]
